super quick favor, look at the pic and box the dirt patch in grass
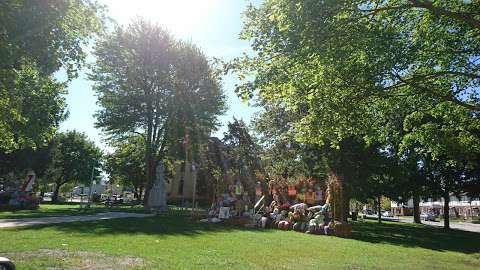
[4,249,145,269]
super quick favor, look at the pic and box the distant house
[390,200,414,216]
[167,160,197,200]
[72,184,103,196]
[391,195,480,217]
[72,179,107,196]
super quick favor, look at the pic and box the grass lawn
[0,203,149,219]
[0,216,479,270]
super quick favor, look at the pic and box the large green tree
[221,118,263,198]
[253,101,402,222]
[105,136,146,202]
[228,0,480,223]
[229,0,480,144]
[195,137,229,203]
[223,118,262,178]
[46,131,103,202]
[91,19,226,204]
[0,0,104,152]
[253,102,314,180]
[401,103,480,228]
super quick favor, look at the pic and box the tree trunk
[377,195,382,224]
[328,172,347,223]
[443,192,450,229]
[343,193,350,222]
[52,182,62,203]
[413,193,421,224]
[143,98,155,207]
[133,186,139,202]
[138,186,144,202]
[143,171,154,206]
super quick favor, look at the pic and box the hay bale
[333,222,352,238]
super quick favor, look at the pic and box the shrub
[0,192,12,204]
[92,193,101,203]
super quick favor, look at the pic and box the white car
[0,257,15,270]
[421,213,436,221]
[382,211,393,217]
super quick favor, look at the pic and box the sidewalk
[397,216,480,233]
[0,212,153,228]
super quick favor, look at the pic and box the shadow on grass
[12,213,480,255]
[0,207,114,219]
[350,220,480,254]
[16,214,271,238]
[0,204,151,219]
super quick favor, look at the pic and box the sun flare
[102,0,220,34]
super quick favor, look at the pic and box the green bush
[92,193,101,203]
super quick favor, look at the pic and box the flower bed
[0,192,40,211]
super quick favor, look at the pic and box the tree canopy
[228,0,480,148]
[91,19,226,203]
[227,0,480,226]
[105,135,146,201]
[46,130,103,202]
[0,0,104,152]
[223,118,262,178]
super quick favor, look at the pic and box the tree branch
[132,131,145,139]
[383,70,480,92]
[396,75,480,111]
[408,0,480,30]
[358,5,412,15]
[442,94,480,112]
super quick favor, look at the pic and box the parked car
[104,195,124,207]
[0,257,15,270]
[363,209,373,215]
[43,192,53,197]
[421,212,436,221]
[382,211,393,217]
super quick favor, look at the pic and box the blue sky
[59,0,259,150]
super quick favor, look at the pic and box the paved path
[0,212,153,228]
[397,216,480,233]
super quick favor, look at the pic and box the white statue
[147,162,167,211]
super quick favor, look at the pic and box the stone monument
[20,170,36,192]
[147,162,167,211]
